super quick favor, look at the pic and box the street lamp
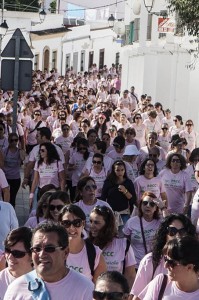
[143,0,155,13]
[108,14,115,27]
[0,20,8,35]
[39,9,46,23]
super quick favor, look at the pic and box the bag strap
[139,217,148,254]
[24,270,51,300]
[85,239,96,277]
[158,274,168,300]
[29,120,42,134]
[122,238,131,274]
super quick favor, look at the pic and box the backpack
[85,239,96,277]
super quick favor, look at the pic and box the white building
[121,0,199,128]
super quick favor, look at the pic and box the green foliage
[167,0,199,36]
[4,0,39,12]
[49,1,56,13]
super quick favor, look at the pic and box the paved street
[15,168,30,226]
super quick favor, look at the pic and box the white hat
[123,145,140,156]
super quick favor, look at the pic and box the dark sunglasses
[93,160,102,165]
[164,256,180,268]
[171,159,181,163]
[5,248,28,258]
[30,245,63,253]
[49,204,64,211]
[94,205,110,214]
[135,117,141,119]
[149,154,158,158]
[161,127,168,130]
[113,144,120,148]
[61,219,83,228]
[186,124,193,126]
[93,291,125,300]
[10,139,18,142]
[167,226,186,237]
[142,200,156,207]
[84,184,97,191]
[78,147,87,151]
[173,119,177,122]
[34,113,41,116]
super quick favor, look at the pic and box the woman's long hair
[37,142,60,166]
[152,214,196,275]
[106,160,128,185]
[89,206,117,249]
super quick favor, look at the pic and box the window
[115,52,120,69]
[99,49,105,70]
[88,51,94,69]
[80,51,85,72]
[52,51,57,69]
[34,54,39,71]
[65,54,71,71]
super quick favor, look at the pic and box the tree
[168,0,199,36]
[4,0,39,12]
[49,0,56,13]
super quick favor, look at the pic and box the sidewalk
[15,169,30,226]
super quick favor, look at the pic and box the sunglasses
[173,119,177,122]
[61,219,83,228]
[93,291,125,300]
[10,139,18,142]
[149,154,158,158]
[135,117,141,119]
[5,248,28,258]
[186,124,193,126]
[113,144,120,148]
[78,147,87,151]
[30,245,63,253]
[162,128,168,130]
[142,200,156,208]
[84,184,97,191]
[49,204,64,211]
[171,159,181,163]
[164,256,180,268]
[93,160,102,165]
[167,226,186,237]
[62,128,69,131]
[34,113,41,116]
[94,205,110,214]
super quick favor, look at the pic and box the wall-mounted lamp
[108,14,115,27]
[39,9,46,23]
[0,20,8,35]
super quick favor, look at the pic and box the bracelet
[29,193,34,198]
[124,189,128,195]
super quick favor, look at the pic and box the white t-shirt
[4,269,94,300]
[34,160,64,188]
[123,216,161,268]
[139,274,199,300]
[102,238,136,273]
[29,144,65,164]
[67,244,101,280]
[0,267,15,299]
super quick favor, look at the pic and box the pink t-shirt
[0,267,15,299]
[179,130,197,152]
[29,144,65,164]
[123,216,161,268]
[134,175,166,201]
[69,152,89,186]
[143,119,161,134]
[67,244,101,280]
[4,269,94,300]
[107,150,124,161]
[34,160,64,188]
[24,216,46,229]
[139,274,199,300]
[131,252,167,297]
[0,169,9,200]
[131,124,147,147]
[75,199,111,231]
[55,135,74,154]
[158,134,171,153]
[159,169,192,213]
[102,238,136,273]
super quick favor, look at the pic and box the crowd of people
[0,63,199,299]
